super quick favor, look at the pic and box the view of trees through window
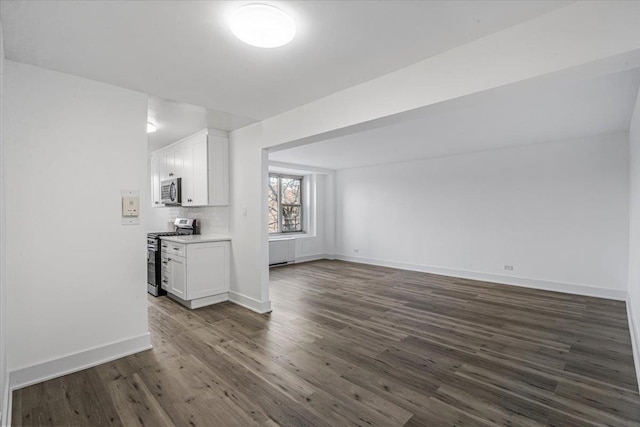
[268,175,303,233]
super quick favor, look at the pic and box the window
[268,174,303,233]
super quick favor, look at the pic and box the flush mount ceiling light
[147,122,157,133]
[230,4,296,48]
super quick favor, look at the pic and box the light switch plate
[121,189,140,225]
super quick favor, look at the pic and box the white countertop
[160,235,231,244]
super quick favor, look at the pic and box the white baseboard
[229,291,272,314]
[168,292,229,309]
[295,253,333,263]
[9,332,152,391]
[189,293,229,309]
[335,254,627,301]
[626,298,640,393]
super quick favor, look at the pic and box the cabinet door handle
[167,258,171,261]
[169,172,174,177]
[154,201,159,204]
[162,279,167,283]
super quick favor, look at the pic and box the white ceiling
[146,97,254,151]
[269,67,640,170]
[1,0,569,123]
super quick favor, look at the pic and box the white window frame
[269,173,304,234]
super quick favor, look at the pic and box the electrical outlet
[504,265,514,271]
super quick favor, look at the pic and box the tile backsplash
[165,206,230,235]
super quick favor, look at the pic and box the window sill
[269,233,315,242]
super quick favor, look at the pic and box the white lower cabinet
[161,239,230,308]
[168,255,186,298]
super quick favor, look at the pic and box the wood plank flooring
[11,260,640,426]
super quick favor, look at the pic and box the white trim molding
[229,291,272,314]
[295,253,334,264]
[627,299,640,393]
[9,333,152,391]
[336,255,628,301]
[268,160,335,175]
[168,292,229,309]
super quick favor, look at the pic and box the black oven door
[147,247,157,287]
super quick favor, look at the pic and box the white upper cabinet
[150,129,229,207]
[207,133,229,206]
[191,140,208,205]
[180,132,206,207]
[171,150,183,181]
[159,149,182,180]
[151,155,162,207]
[180,144,195,206]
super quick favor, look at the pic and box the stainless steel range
[147,218,197,296]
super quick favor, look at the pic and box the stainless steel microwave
[161,178,181,205]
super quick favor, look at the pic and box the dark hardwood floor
[11,260,640,426]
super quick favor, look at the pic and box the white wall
[229,3,640,311]
[3,61,150,383]
[324,173,336,257]
[628,80,640,385]
[0,18,8,424]
[291,174,335,261]
[336,134,630,298]
[229,123,271,312]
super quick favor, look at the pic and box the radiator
[269,238,296,266]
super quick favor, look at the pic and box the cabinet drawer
[160,273,170,290]
[161,255,170,272]
[167,242,186,257]
[160,240,186,257]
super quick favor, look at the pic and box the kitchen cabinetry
[155,150,182,182]
[160,238,230,309]
[167,253,186,298]
[179,136,209,207]
[151,155,162,206]
[169,150,183,180]
[150,129,229,207]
